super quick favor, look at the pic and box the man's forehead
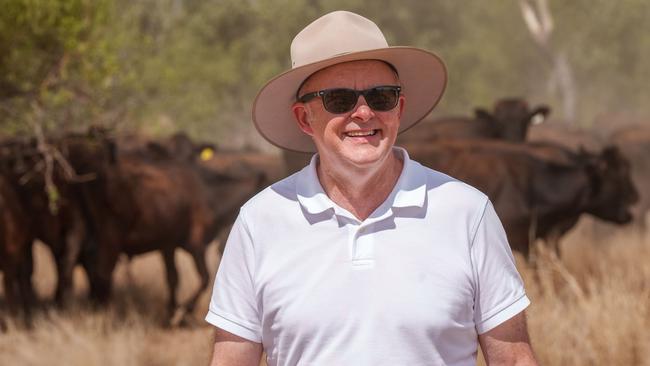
[299,60,399,92]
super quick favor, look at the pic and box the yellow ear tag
[200,147,214,161]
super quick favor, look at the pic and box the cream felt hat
[252,10,447,152]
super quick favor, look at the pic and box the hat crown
[290,11,389,68]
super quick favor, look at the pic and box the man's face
[292,60,404,170]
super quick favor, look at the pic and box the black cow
[610,125,650,232]
[407,140,638,260]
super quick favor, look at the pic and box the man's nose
[350,96,375,122]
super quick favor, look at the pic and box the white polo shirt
[206,147,529,366]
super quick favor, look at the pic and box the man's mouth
[344,129,379,137]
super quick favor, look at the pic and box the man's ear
[398,95,406,118]
[291,103,314,136]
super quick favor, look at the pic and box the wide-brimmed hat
[252,10,447,153]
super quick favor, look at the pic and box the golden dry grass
[1,216,649,365]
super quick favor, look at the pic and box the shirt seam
[468,196,489,309]
[468,196,490,250]
[478,292,528,324]
[476,292,529,334]
[238,207,259,310]
[206,307,262,339]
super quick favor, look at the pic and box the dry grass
[519,218,650,366]
[1,217,649,365]
[0,242,221,366]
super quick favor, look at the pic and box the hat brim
[252,46,447,153]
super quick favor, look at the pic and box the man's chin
[341,147,393,167]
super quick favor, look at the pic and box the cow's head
[475,98,550,142]
[60,129,117,178]
[584,145,639,223]
[144,133,217,164]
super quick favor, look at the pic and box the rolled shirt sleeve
[205,210,262,342]
[470,199,530,334]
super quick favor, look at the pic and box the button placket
[350,223,374,267]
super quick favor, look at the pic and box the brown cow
[527,123,604,153]
[407,140,638,260]
[62,133,266,324]
[0,173,35,326]
[0,138,90,309]
[397,98,550,145]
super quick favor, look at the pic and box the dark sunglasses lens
[322,89,358,114]
[366,87,399,111]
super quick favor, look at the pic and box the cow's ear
[169,132,195,161]
[146,142,171,160]
[534,105,551,117]
[529,105,550,125]
[474,108,493,121]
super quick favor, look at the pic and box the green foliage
[1,0,648,144]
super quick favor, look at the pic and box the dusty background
[2,1,649,365]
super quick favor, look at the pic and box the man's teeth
[346,130,377,137]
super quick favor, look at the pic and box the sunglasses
[297,85,401,114]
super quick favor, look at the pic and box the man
[206,11,537,365]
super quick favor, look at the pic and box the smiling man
[206,11,537,366]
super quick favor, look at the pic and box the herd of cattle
[0,130,269,326]
[1,98,649,327]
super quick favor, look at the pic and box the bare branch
[51,148,96,183]
[519,0,545,45]
[29,101,59,214]
[518,0,577,123]
[537,0,554,36]
[518,0,553,46]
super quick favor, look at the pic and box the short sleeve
[470,199,530,334]
[205,210,262,342]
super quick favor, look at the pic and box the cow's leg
[181,219,214,321]
[22,242,36,307]
[162,248,179,325]
[2,265,20,317]
[184,246,210,315]
[54,254,68,307]
[3,258,33,328]
[88,238,121,306]
[18,246,35,327]
[55,217,85,307]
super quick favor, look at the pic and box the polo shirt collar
[295,147,427,219]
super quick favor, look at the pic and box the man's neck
[316,150,404,221]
